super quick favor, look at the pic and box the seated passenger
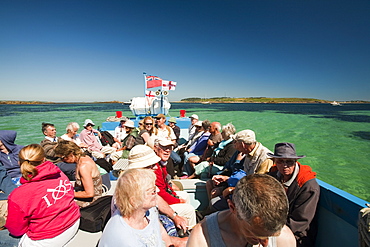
[0,161,17,228]
[268,142,320,247]
[153,139,197,228]
[99,169,182,247]
[188,114,199,141]
[113,117,129,144]
[135,116,158,148]
[206,150,246,200]
[182,120,211,177]
[187,123,237,179]
[79,119,116,159]
[4,144,80,246]
[117,120,138,159]
[60,122,88,148]
[55,140,102,208]
[187,174,296,247]
[168,117,180,144]
[204,129,273,212]
[40,122,60,163]
[0,130,23,185]
[127,145,194,231]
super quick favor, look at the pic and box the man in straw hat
[187,174,296,247]
[127,145,195,231]
[268,142,320,247]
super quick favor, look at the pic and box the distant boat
[201,101,211,104]
[122,99,132,105]
[331,101,342,106]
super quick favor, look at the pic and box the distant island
[178,97,369,104]
[0,98,369,105]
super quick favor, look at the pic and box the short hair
[19,144,46,181]
[221,123,236,139]
[54,140,85,158]
[233,174,288,235]
[41,122,54,134]
[202,119,211,131]
[115,168,156,217]
[66,122,80,133]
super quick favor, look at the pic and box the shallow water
[1,103,369,201]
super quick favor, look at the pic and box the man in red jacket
[268,142,320,247]
[153,138,197,228]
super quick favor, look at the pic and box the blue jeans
[170,151,181,165]
[0,229,20,247]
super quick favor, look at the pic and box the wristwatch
[171,212,178,219]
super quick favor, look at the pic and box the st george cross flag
[145,75,162,89]
[145,90,156,98]
[162,80,177,91]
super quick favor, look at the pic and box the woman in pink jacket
[4,144,80,246]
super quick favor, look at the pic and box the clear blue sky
[1,0,369,102]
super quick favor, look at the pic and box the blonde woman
[5,144,80,246]
[55,140,102,207]
[135,116,158,148]
[99,169,174,247]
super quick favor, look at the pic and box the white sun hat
[128,145,161,169]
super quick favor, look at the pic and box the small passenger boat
[67,74,369,247]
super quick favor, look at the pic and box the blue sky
[1,0,369,102]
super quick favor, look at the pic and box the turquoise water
[1,103,370,201]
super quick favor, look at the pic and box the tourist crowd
[0,113,320,247]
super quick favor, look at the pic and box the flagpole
[143,72,148,116]
[143,72,147,97]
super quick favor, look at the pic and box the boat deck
[66,177,370,247]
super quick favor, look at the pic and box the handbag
[79,195,113,233]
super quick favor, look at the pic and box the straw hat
[128,145,161,169]
[124,120,135,128]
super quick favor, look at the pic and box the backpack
[79,195,113,233]
[100,131,115,146]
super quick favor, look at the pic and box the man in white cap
[79,119,117,159]
[188,114,199,141]
[127,145,194,231]
[210,129,273,209]
[117,120,137,159]
[113,116,129,144]
[153,139,197,229]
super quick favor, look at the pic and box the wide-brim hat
[83,119,95,127]
[128,145,161,169]
[268,142,306,159]
[155,114,166,119]
[168,117,177,123]
[124,120,135,128]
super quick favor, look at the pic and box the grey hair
[233,174,288,235]
[66,122,80,133]
[202,120,211,131]
[221,123,236,139]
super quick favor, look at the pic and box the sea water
[1,103,369,201]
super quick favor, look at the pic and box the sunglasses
[275,159,296,167]
[145,123,153,125]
